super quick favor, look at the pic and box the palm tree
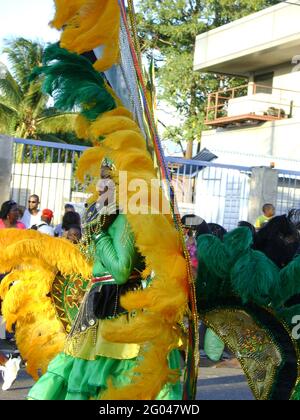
[0,38,78,143]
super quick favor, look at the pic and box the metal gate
[10,138,88,224]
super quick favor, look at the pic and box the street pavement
[196,358,254,400]
[0,366,254,401]
[0,340,254,400]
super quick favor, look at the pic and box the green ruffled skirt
[28,351,182,400]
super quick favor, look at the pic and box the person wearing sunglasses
[0,201,25,229]
[21,195,42,229]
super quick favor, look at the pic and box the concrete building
[194,0,300,170]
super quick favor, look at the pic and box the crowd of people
[0,195,82,244]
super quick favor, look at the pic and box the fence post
[248,167,278,225]
[0,135,13,205]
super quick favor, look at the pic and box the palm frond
[3,38,44,93]
[38,133,68,144]
[0,96,18,114]
[0,67,22,108]
[22,81,47,113]
[36,113,78,134]
[0,104,18,135]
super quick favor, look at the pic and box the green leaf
[137,0,278,155]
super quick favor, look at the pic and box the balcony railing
[205,83,300,127]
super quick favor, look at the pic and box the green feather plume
[231,249,280,306]
[196,257,224,308]
[277,256,300,306]
[197,234,231,279]
[223,227,253,264]
[30,43,116,120]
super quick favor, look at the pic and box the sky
[0,0,183,155]
[0,0,59,66]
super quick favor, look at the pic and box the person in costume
[0,200,24,390]
[0,0,194,400]
[196,215,300,400]
[27,162,182,400]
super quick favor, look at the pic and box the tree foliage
[136,0,280,157]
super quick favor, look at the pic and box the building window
[254,72,273,94]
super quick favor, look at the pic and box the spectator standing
[181,214,205,276]
[0,201,25,229]
[33,209,55,237]
[54,204,75,237]
[255,203,275,230]
[61,211,81,236]
[65,225,82,244]
[21,195,42,229]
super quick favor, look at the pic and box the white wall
[194,1,300,73]
[225,63,300,118]
[201,117,300,170]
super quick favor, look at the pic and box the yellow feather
[51,0,86,29]
[75,114,91,140]
[0,232,92,379]
[55,0,120,71]
[89,117,141,140]
[75,118,189,400]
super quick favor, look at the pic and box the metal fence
[9,138,300,230]
[166,157,251,231]
[167,157,300,230]
[276,169,300,215]
[11,138,88,224]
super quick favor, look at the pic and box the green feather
[196,257,224,308]
[231,249,280,306]
[291,381,300,400]
[30,43,116,120]
[197,228,253,280]
[223,227,253,264]
[277,256,300,306]
[197,234,231,278]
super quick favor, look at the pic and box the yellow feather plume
[1,0,191,398]
[0,230,92,379]
[75,114,91,141]
[89,117,142,140]
[75,107,189,400]
[51,0,85,29]
[52,0,120,71]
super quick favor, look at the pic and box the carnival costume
[196,217,300,400]
[0,0,198,401]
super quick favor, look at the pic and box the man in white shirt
[21,195,42,229]
[35,209,55,236]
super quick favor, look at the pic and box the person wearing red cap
[33,209,55,236]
